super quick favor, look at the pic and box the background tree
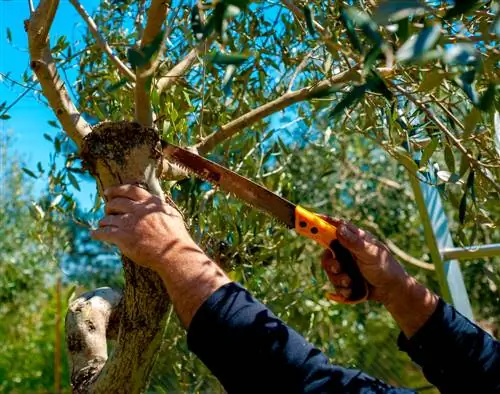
[6,0,498,392]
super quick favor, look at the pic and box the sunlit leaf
[396,23,441,62]
[29,202,45,220]
[373,0,428,25]
[50,194,63,208]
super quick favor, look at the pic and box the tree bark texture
[66,122,174,393]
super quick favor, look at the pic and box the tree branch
[135,0,171,126]
[69,0,135,81]
[27,0,92,148]
[66,287,122,393]
[385,239,435,271]
[362,222,435,271]
[197,69,357,154]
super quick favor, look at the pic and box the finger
[104,184,151,202]
[317,214,343,228]
[98,214,126,228]
[321,249,341,274]
[326,287,352,302]
[105,197,137,215]
[327,272,352,289]
[90,226,123,245]
[336,222,382,262]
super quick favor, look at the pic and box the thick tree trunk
[66,122,174,393]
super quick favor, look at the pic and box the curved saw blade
[163,143,296,229]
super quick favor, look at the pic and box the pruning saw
[163,143,369,304]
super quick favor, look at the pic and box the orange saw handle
[294,205,369,304]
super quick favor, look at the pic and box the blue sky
[1,0,100,210]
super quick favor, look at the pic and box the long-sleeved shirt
[187,282,500,393]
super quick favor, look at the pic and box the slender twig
[28,0,35,14]
[287,46,319,92]
[0,72,42,92]
[1,81,38,116]
[27,0,92,147]
[69,0,135,81]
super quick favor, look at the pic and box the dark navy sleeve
[187,282,414,394]
[398,298,500,393]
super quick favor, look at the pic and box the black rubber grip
[329,239,368,301]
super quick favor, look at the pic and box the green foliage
[0,139,72,393]
[4,0,499,391]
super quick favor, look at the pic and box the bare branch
[28,0,35,14]
[197,69,357,154]
[135,0,171,126]
[69,0,135,81]
[27,0,92,148]
[363,222,435,271]
[385,239,435,271]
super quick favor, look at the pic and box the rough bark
[67,121,174,393]
[66,287,123,393]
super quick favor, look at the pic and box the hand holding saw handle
[294,206,369,303]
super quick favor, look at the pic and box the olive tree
[23,0,499,391]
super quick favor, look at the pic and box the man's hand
[91,184,198,272]
[320,217,408,306]
[320,217,439,338]
[91,184,230,327]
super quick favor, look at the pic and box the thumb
[336,222,381,264]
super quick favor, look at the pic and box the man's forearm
[384,275,439,338]
[155,242,231,328]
